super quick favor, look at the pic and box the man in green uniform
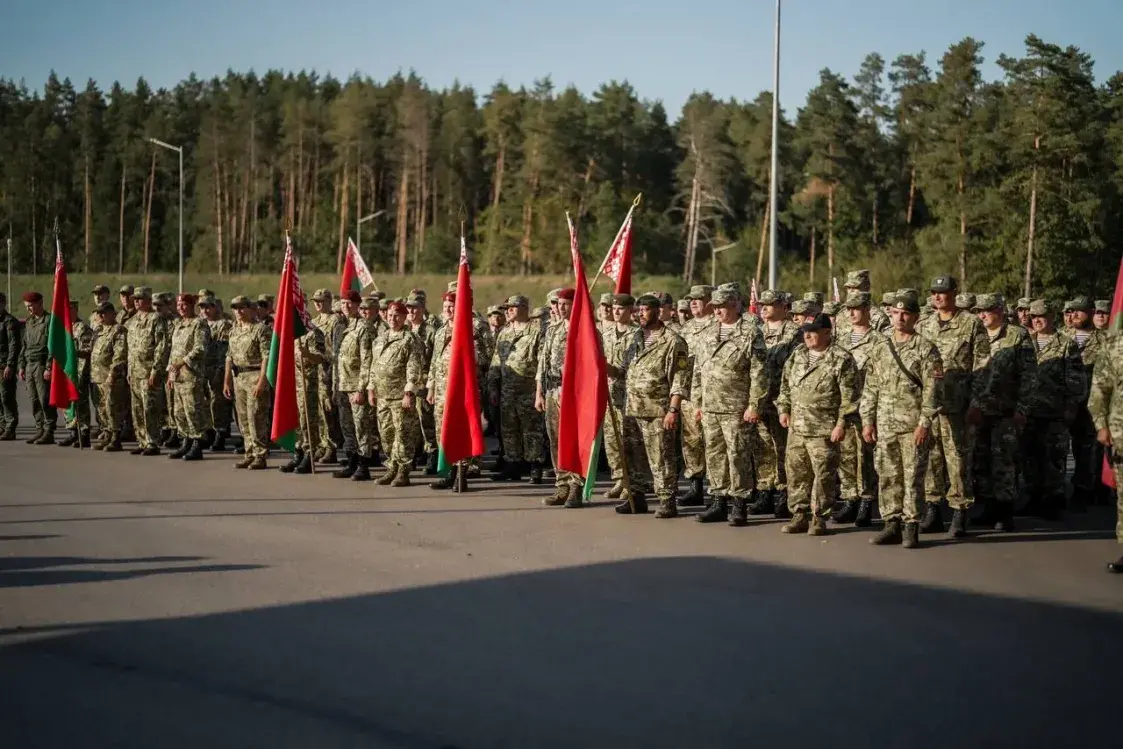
[199,296,233,451]
[18,291,55,444]
[678,284,715,506]
[90,302,129,451]
[59,300,94,448]
[280,318,328,475]
[407,291,439,474]
[333,296,376,481]
[487,295,545,482]
[167,293,213,461]
[601,294,651,501]
[1065,296,1109,510]
[118,285,137,326]
[87,284,110,438]
[311,289,343,463]
[1087,332,1123,572]
[125,287,170,455]
[224,295,272,470]
[0,292,20,439]
[369,300,425,487]
[537,288,586,507]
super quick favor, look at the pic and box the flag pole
[55,224,82,451]
[590,193,642,289]
[767,0,782,291]
[6,225,11,304]
[291,229,315,474]
[606,397,633,513]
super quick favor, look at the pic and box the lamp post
[767,0,782,291]
[148,138,184,293]
[356,210,386,254]
[711,242,738,288]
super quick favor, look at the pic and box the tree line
[2,33,1122,299]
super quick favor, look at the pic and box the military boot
[210,431,228,453]
[164,432,182,450]
[994,503,1016,533]
[280,450,303,473]
[528,463,544,485]
[430,466,457,490]
[604,481,625,500]
[974,500,1000,528]
[248,456,268,470]
[78,429,91,448]
[141,445,161,456]
[870,519,902,545]
[130,445,146,455]
[25,428,44,444]
[1108,556,1123,574]
[654,497,678,519]
[104,434,123,453]
[781,512,810,534]
[615,492,649,515]
[808,516,829,536]
[37,429,57,445]
[680,477,705,507]
[391,467,411,487]
[57,429,79,447]
[351,456,372,482]
[832,499,859,524]
[156,427,171,446]
[542,484,569,506]
[695,496,728,523]
[169,436,191,459]
[369,452,384,469]
[747,489,774,516]
[728,496,749,527]
[294,453,313,474]
[94,430,111,449]
[491,455,507,474]
[321,446,337,465]
[332,452,358,479]
[182,439,204,461]
[854,499,875,528]
[919,502,944,534]
[490,461,521,482]
[0,427,16,441]
[424,452,439,476]
[198,428,216,450]
[948,509,968,538]
[375,462,397,485]
[773,490,792,520]
[563,484,584,509]
[234,455,254,469]
[902,522,920,549]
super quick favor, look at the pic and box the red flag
[267,237,310,451]
[1102,254,1123,488]
[437,236,485,472]
[749,279,760,318]
[47,245,80,411]
[558,213,609,496]
[599,206,636,294]
[340,238,374,298]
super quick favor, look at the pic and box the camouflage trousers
[839,420,876,502]
[635,415,677,501]
[433,386,482,471]
[680,398,706,479]
[925,411,975,509]
[603,401,626,481]
[164,379,177,431]
[785,432,839,519]
[232,372,270,459]
[333,391,357,455]
[207,369,233,435]
[377,399,421,472]
[129,376,165,449]
[603,402,652,491]
[1022,419,1070,502]
[0,375,17,432]
[1069,408,1097,495]
[974,417,1019,504]
[1104,454,1123,543]
[66,373,91,430]
[25,361,56,434]
[89,377,103,431]
[701,413,754,499]
[295,377,320,452]
[752,408,786,491]
[874,430,930,523]
[545,389,582,489]
[93,379,129,434]
[172,375,211,440]
[349,397,375,459]
[418,389,436,455]
[498,384,544,463]
[319,384,340,452]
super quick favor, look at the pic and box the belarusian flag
[1102,254,1123,488]
[47,241,79,417]
[267,235,311,452]
[340,237,375,298]
[597,197,638,294]
[557,213,608,499]
[436,236,485,476]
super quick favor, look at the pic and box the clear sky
[2,0,1120,116]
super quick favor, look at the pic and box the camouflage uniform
[337,316,376,459]
[833,270,891,337]
[757,317,800,492]
[1065,314,1108,501]
[427,316,488,470]
[90,321,129,439]
[205,314,234,440]
[411,313,439,457]
[0,307,20,434]
[861,333,941,523]
[538,316,583,492]
[294,327,327,453]
[169,316,213,440]
[19,311,55,438]
[67,317,95,433]
[125,300,170,450]
[226,318,272,460]
[602,316,648,490]
[678,312,715,480]
[838,322,883,504]
[487,314,544,465]
[315,310,346,455]
[777,344,858,519]
[331,314,359,457]
[1026,326,1084,506]
[368,327,424,475]
[1087,335,1123,543]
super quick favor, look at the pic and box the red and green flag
[341,237,375,298]
[267,235,311,452]
[436,236,485,476]
[47,242,80,418]
[597,199,637,295]
[557,213,608,500]
[1102,254,1123,488]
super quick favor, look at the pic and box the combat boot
[169,437,191,459]
[130,445,146,455]
[25,428,43,444]
[832,499,859,524]
[141,445,161,456]
[156,427,171,446]
[604,481,624,500]
[773,490,792,520]
[332,452,357,479]
[1108,556,1123,573]
[902,522,920,549]
[369,452,384,469]
[728,496,749,527]
[543,484,569,506]
[294,453,313,474]
[654,497,678,519]
[854,499,875,528]
[234,455,254,469]
[695,496,728,523]
[430,466,457,490]
[491,455,507,474]
[528,463,544,485]
[919,502,944,534]
[994,503,1016,533]
[57,429,79,447]
[198,428,216,449]
[94,430,111,449]
[681,476,705,507]
[489,461,519,482]
[948,509,968,538]
[280,451,303,473]
[103,434,123,453]
[781,512,809,534]
[391,467,411,487]
[77,429,91,448]
[210,431,228,453]
[165,432,182,450]
[615,491,649,515]
[320,446,337,465]
[870,519,902,545]
[747,489,774,516]
[465,462,481,478]
[182,439,205,461]
[424,452,439,476]
[563,485,584,509]
[974,500,1000,528]
[808,516,829,536]
[248,456,267,470]
[351,456,372,482]
[375,462,397,485]
[37,430,56,445]
[0,427,16,441]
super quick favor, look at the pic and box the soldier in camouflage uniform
[777,313,857,535]
[1087,332,1123,572]
[1064,296,1108,510]
[0,292,20,439]
[88,284,110,437]
[118,285,137,326]
[598,294,614,330]
[1093,300,1111,331]
[916,275,990,538]
[167,293,213,461]
[677,284,715,506]
[834,270,890,338]
[279,319,328,475]
[407,292,439,473]
[199,296,233,451]
[971,293,1036,531]
[224,296,272,469]
[125,287,170,455]
[832,291,884,526]
[370,300,424,487]
[153,292,180,448]
[692,287,767,525]
[861,295,942,548]
[487,295,545,482]
[537,288,586,507]
[89,302,129,451]
[611,294,691,518]
[1025,300,1085,519]
[311,289,343,463]
[1015,298,1032,330]
[19,291,56,444]
[331,292,362,469]
[601,294,652,500]
[59,300,94,448]
[333,296,377,481]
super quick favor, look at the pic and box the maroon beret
[387,301,407,315]
[22,291,42,304]
[557,288,576,301]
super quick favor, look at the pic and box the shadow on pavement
[0,561,266,589]
[1,557,1120,749]
[0,534,62,541]
[0,556,206,572]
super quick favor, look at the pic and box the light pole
[767,0,782,291]
[357,210,386,253]
[711,242,738,288]
[148,138,184,293]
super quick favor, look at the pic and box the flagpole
[55,225,83,451]
[590,193,642,289]
[767,0,782,291]
[6,228,11,305]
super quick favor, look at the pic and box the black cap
[929,275,958,293]
[799,313,832,333]
[95,301,115,315]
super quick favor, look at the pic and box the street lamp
[356,210,386,254]
[148,138,184,294]
[711,242,738,287]
[767,0,782,291]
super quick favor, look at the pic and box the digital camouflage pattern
[19,311,55,436]
[368,327,424,471]
[1025,331,1085,503]
[169,316,213,440]
[1087,335,1123,542]
[487,320,544,463]
[294,327,327,452]
[755,319,800,492]
[67,318,95,430]
[0,308,20,433]
[973,324,1036,506]
[678,314,716,479]
[538,318,582,489]
[227,320,272,460]
[206,317,234,437]
[838,326,884,503]
[125,309,170,449]
[338,318,376,458]
[90,322,129,436]
[601,321,648,489]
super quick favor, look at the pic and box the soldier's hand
[147,374,158,389]
[744,408,760,424]
[17,369,25,381]
[862,425,877,444]
[1097,428,1113,447]
[43,368,51,382]
[351,391,366,406]
[254,379,266,397]
[401,393,413,411]
[829,425,845,443]
[913,425,929,446]
[695,409,703,423]
[779,413,790,429]
[2,366,11,381]
[368,389,377,406]
[662,411,678,431]
[426,390,435,406]
[966,407,983,426]
[535,393,545,413]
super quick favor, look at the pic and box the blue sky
[2,0,1119,117]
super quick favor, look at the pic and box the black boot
[919,502,944,534]
[902,522,920,549]
[332,452,358,479]
[0,427,16,441]
[491,455,507,474]
[696,496,728,523]
[773,490,792,519]
[104,434,123,452]
[280,450,303,473]
[351,455,372,482]
[854,499,875,527]
[948,509,968,538]
[210,431,228,452]
[490,460,520,482]
[728,496,749,527]
[832,499,859,524]
[169,437,191,459]
[157,427,171,447]
[78,429,91,448]
[25,428,44,445]
[1108,556,1123,573]
[294,452,313,474]
[321,446,337,464]
[974,500,1000,528]
[165,433,182,450]
[430,466,457,490]
[615,492,649,515]
[198,428,216,449]
[57,429,79,447]
[870,519,903,545]
[994,503,1016,533]
[681,476,705,507]
[182,439,205,461]
[369,452,383,469]
[424,452,439,476]
[747,489,774,516]
[528,463,544,485]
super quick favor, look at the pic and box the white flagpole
[767,0,782,291]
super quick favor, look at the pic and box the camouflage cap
[974,293,1002,311]
[368,290,387,301]
[844,269,871,291]
[800,313,832,333]
[359,297,378,311]
[892,294,921,314]
[1028,299,1050,316]
[791,299,816,315]
[802,291,825,305]
[881,291,897,306]
[486,304,504,316]
[955,293,977,310]
[547,288,564,304]
[758,289,782,305]
[197,288,216,298]
[331,300,342,313]
[311,288,332,302]
[612,293,636,307]
[446,281,458,293]
[405,293,425,308]
[118,284,135,296]
[780,292,795,306]
[197,295,217,307]
[131,285,152,299]
[502,294,529,309]
[685,284,714,301]
[677,299,690,311]
[929,275,958,293]
[717,282,742,296]
[91,284,110,295]
[711,288,737,306]
[1068,295,1093,312]
[843,291,871,309]
[94,301,115,315]
[599,293,615,306]
[1016,297,1032,310]
[378,298,391,311]
[635,294,661,308]
[230,295,253,309]
[531,306,550,319]
[1094,299,1111,314]
[257,293,274,305]
[822,301,842,316]
[896,288,920,302]
[410,288,427,300]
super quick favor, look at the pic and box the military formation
[3,268,1123,572]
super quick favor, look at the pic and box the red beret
[557,288,576,301]
[178,293,197,305]
[345,291,362,304]
[442,292,456,303]
[22,291,42,303]
[387,301,407,314]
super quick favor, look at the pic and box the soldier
[224,296,272,469]
[1093,300,1111,331]
[692,287,767,525]
[334,296,377,481]
[776,313,858,535]
[369,300,424,487]
[125,287,170,456]
[18,291,56,444]
[89,302,129,451]
[310,289,342,463]
[832,291,883,527]
[1087,333,1123,572]
[487,295,545,482]
[676,299,692,325]
[602,294,651,501]
[153,292,180,448]
[748,290,800,517]
[536,288,585,507]
[791,299,817,328]
[677,284,715,507]
[1065,295,1108,510]
[956,293,977,313]
[862,295,941,548]
[822,302,841,326]
[258,294,275,328]
[1015,298,1032,329]
[166,293,212,461]
[407,292,439,474]
[59,300,94,448]
[611,294,691,518]
[118,285,137,326]
[916,275,990,538]
[280,317,328,475]
[487,305,505,340]
[598,294,614,329]
[331,292,363,473]
[836,270,890,335]
[1024,300,1084,519]
[0,292,19,440]
[972,293,1036,531]
[199,296,233,451]
[87,285,111,439]
[652,292,680,333]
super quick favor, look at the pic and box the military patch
[676,356,689,370]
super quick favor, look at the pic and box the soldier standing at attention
[19,291,56,445]
[835,270,890,338]
[224,296,272,470]
[1093,300,1111,331]
[487,295,545,483]
[280,314,328,475]
[89,303,129,451]
[1087,331,1123,572]
[369,300,424,487]
[59,299,94,448]
[917,275,990,538]
[862,294,941,548]
[677,285,715,507]
[199,296,233,451]
[598,294,614,330]
[692,287,767,526]
[1064,296,1109,511]
[311,289,342,464]
[537,288,585,507]
[0,292,20,440]
[331,292,362,473]
[407,292,439,474]
[333,297,377,481]
[118,285,137,326]
[601,294,650,501]
[258,295,275,328]
[612,294,691,518]
[126,287,170,456]
[777,313,857,536]
[1015,298,1032,330]
[167,293,212,461]
[88,285,110,439]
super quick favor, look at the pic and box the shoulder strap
[886,338,922,389]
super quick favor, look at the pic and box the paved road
[2,390,1121,748]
